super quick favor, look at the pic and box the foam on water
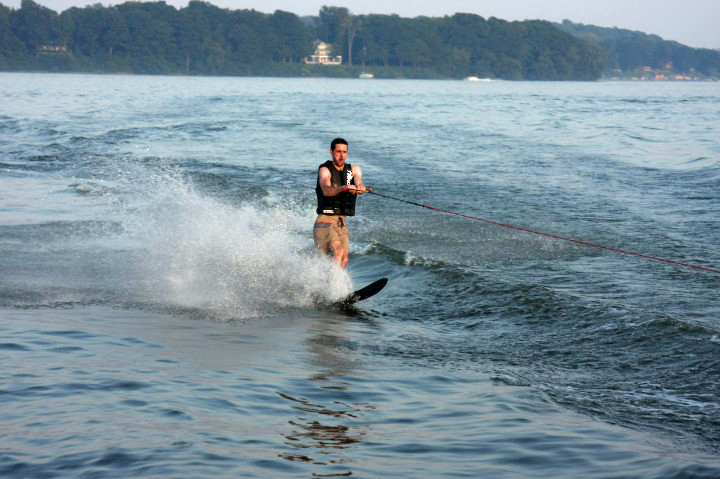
[0,157,350,318]
[107,161,351,319]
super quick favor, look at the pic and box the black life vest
[315,160,356,216]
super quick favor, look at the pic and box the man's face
[331,144,348,168]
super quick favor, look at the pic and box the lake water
[1,73,719,478]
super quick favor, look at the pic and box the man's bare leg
[328,239,349,269]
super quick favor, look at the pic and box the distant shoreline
[2,70,716,82]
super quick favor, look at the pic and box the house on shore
[304,41,342,65]
[37,45,69,55]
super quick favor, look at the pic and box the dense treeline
[328,10,605,80]
[0,0,607,79]
[557,20,720,77]
[0,0,314,75]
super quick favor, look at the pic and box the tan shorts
[313,215,349,254]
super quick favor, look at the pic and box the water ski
[333,278,388,309]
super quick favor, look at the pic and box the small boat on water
[358,73,374,79]
[465,76,492,82]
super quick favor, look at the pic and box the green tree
[494,55,522,79]
[175,1,214,73]
[225,9,273,66]
[0,4,26,66]
[344,15,361,65]
[317,5,349,60]
[66,5,111,57]
[116,1,178,73]
[557,20,720,77]
[270,9,312,63]
[11,0,59,51]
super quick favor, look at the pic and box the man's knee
[329,241,344,258]
[329,241,348,268]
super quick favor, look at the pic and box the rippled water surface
[1,73,719,477]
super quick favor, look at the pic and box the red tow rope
[366,189,720,275]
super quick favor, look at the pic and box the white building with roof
[304,41,342,65]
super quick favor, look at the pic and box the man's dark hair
[330,138,348,151]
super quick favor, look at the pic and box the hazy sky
[5,0,719,50]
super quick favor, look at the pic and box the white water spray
[105,161,351,319]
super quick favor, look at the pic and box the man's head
[330,137,348,168]
[331,138,348,151]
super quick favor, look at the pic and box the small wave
[0,343,30,351]
[67,181,118,196]
[490,373,529,387]
[403,250,445,268]
[625,133,663,143]
[170,121,231,135]
[613,313,720,340]
[353,241,408,265]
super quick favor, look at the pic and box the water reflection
[277,319,375,477]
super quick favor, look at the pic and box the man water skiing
[313,138,367,268]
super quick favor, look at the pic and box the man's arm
[349,164,366,194]
[318,166,344,196]
[318,165,367,196]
